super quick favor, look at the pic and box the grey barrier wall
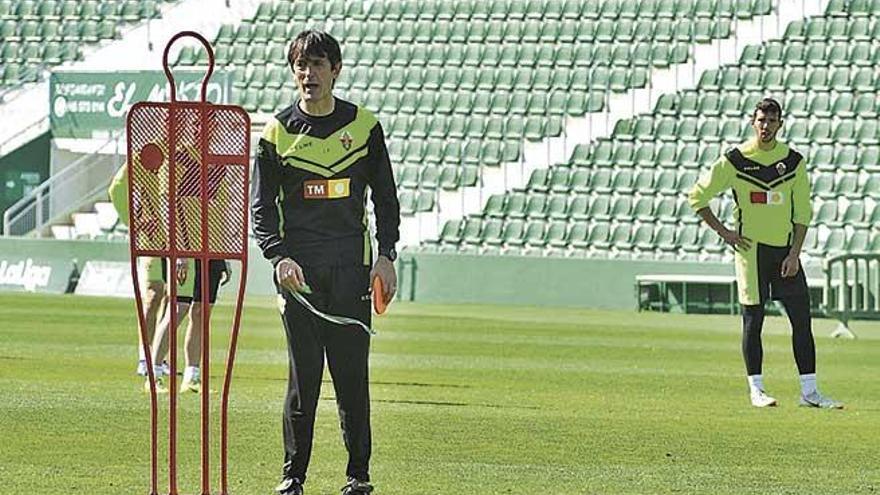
[0,237,826,311]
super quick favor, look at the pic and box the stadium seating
[418,0,880,261]
[169,0,778,216]
[0,0,176,87]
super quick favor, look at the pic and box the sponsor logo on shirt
[303,178,350,199]
[750,191,785,205]
[775,162,787,175]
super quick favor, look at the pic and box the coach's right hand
[276,258,307,293]
[719,228,752,252]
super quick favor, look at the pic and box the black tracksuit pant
[278,263,372,483]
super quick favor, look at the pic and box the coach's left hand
[781,253,800,278]
[371,256,397,304]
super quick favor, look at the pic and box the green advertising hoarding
[50,70,232,139]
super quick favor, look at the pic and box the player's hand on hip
[276,258,307,293]
[719,228,752,252]
[371,255,397,304]
[780,253,800,278]
[175,258,188,284]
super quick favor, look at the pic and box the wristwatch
[379,247,397,262]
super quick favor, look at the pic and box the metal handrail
[822,252,880,339]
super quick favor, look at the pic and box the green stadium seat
[20,41,40,63]
[632,224,656,252]
[804,42,827,67]
[609,222,634,251]
[589,222,613,251]
[654,118,678,142]
[655,197,677,224]
[525,169,549,193]
[633,196,655,222]
[633,143,655,167]
[699,143,721,165]
[546,168,570,193]
[419,165,440,189]
[547,196,569,219]
[678,118,699,142]
[610,196,634,219]
[523,221,546,248]
[676,225,701,253]
[855,121,879,146]
[438,166,459,190]
[41,41,61,64]
[482,219,505,246]
[398,191,416,215]
[857,147,880,172]
[839,201,865,227]
[546,221,568,248]
[835,173,860,199]
[655,170,679,195]
[459,166,479,187]
[846,230,870,252]
[461,217,484,246]
[813,200,838,226]
[653,143,676,168]
[568,222,590,249]
[785,120,809,145]
[810,145,834,172]
[423,140,445,164]
[561,0,585,18]
[812,174,835,200]
[867,203,880,227]
[568,195,590,220]
[824,229,846,253]
[437,219,463,246]
[398,165,420,190]
[525,194,548,219]
[588,194,612,220]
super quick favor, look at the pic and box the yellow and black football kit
[252,97,400,268]
[689,139,812,305]
[251,97,400,484]
[690,138,816,377]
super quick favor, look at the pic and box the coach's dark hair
[287,30,342,71]
[752,98,782,119]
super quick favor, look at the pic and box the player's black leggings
[741,295,816,376]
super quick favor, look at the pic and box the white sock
[799,373,817,396]
[152,364,166,377]
[183,366,200,382]
[138,347,146,361]
[747,374,765,394]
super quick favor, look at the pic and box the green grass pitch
[1,293,878,494]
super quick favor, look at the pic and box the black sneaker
[276,477,304,495]
[341,478,373,494]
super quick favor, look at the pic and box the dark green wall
[0,131,51,232]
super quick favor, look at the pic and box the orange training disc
[372,275,387,315]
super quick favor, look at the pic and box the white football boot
[750,389,778,408]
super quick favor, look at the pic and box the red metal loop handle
[162,30,215,103]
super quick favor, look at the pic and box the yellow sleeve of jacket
[689,157,733,211]
[791,158,812,226]
[107,165,129,226]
